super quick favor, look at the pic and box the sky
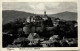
[2,2,77,14]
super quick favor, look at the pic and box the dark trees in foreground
[2,17,78,47]
[3,18,77,38]
[54,21,77,38]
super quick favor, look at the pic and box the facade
[33,15,44,27]
[26,15,44,27]
[26,16,35,23]
[26,15,43,23]
[27,33,40,45]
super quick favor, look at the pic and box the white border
[0,0,79,51]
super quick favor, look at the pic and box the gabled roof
[27,33,40,41]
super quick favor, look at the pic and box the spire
[44,11,47,16]
[44,11,48,18]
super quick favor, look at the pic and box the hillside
[49,11,77,21]
[2,10,77,25]
[2,10,36,24]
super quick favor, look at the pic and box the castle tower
[44,11,47,16]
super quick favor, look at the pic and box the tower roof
[44,11,47,16]
[43,11,48,18]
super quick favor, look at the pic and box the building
[25,15,44,26]
[33,15,44,26]
[53,18,60,27]
[42,11,53,27]
[23,11,53,34]
[26,16,35,23]
[42,11,48,20]
[27,33,40,45]
[26,15,43,23]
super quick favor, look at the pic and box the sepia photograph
[2,2,78,47]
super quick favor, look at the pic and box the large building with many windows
[23,11,53,34]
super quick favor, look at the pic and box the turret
[44,11,47,16]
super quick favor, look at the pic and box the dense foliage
[2,18,78,47]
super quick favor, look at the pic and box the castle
[25,11,53,26]
[23,11,53,34]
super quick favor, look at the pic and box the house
[49,35,59,42]
[27,33,40,45]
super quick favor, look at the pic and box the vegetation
[2,17,77,47]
